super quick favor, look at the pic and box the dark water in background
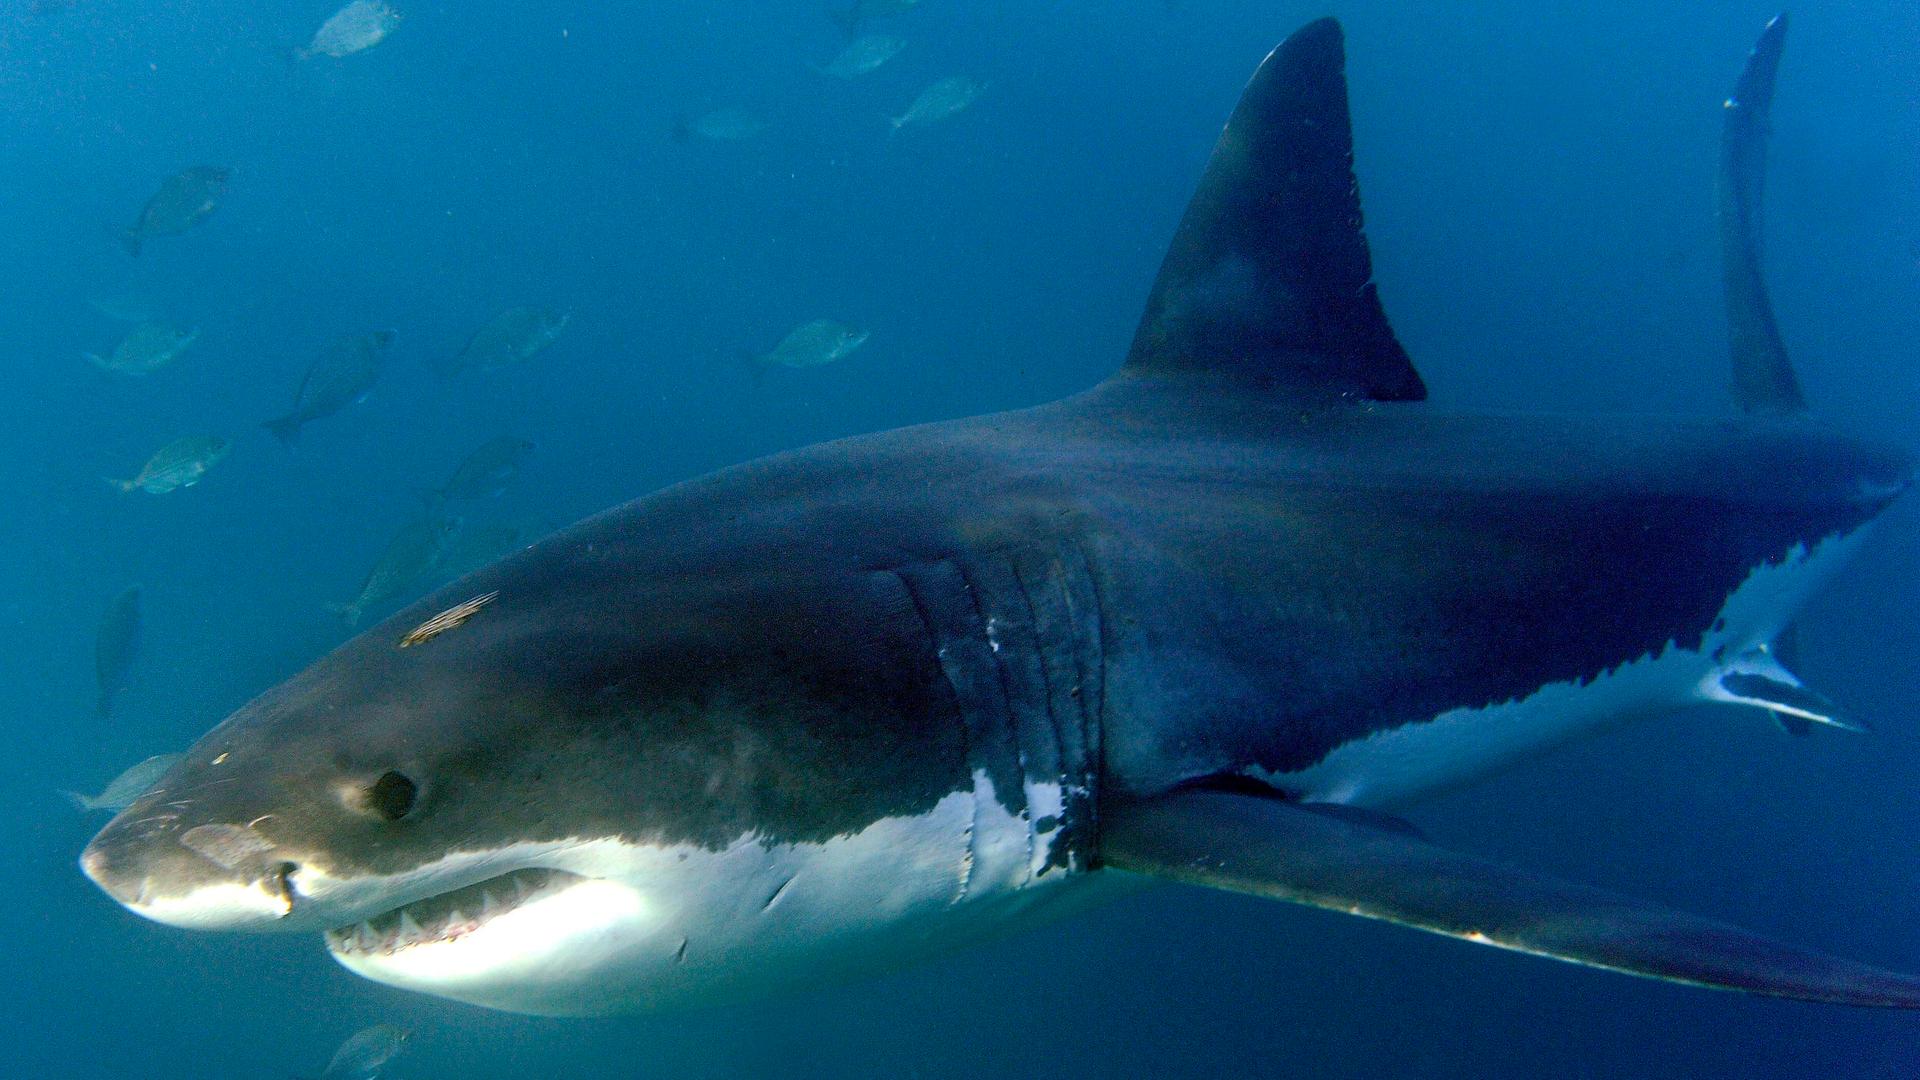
[1,0,1916,1076]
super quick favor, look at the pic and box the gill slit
[955,560,1034,876]
[891,567,980,903]
[1072,537,1110,845]
[1008,555,1066,872]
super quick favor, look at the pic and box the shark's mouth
[324,868,584,957]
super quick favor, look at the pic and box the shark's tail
[1719,14,1805,415]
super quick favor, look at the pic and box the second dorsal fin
[1122,18,1425,404]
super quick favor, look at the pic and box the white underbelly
[1274,531,1866,809]
[335,769,1094,1015]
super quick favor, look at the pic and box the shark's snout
[82,814,298,931]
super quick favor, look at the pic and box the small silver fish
[331,516,462,627]
[86,286,162,323]
[832,0,922,36]
[753,318,871,369]
[320,1024,412,1080]
[83,322,197,375]
[420,436,535,507]
[440,308,570,375]
[64,753,181,812]
[107,435,231,494]
[675,107,768,143]
[264,330,396,444]
[122,166,230,256]
[437,520,532,579]
[891,76,984,131]
[95,585,141,718]
[814,35,905,79]
[299,0,402,60]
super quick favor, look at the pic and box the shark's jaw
[308,776,1084,1016]
[323,863,656,1015]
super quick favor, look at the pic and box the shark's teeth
[325,868,580,957]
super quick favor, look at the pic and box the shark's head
[81,507,1084,1015]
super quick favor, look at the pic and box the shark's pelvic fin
[1103,789,1920,1007]
[1720,14,1806,414]
[1122,18,1425,404]
[1703,639,1869,735]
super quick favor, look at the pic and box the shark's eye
[367,771,418,821]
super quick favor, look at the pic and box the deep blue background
[1,1,1915,1075]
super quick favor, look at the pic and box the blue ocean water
[2,0,1916,1075]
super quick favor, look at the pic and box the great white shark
[82,16,1920,1015]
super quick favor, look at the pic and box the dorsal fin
[1719,14,1806,414]
[1122,18,1424,403]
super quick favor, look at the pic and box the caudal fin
[1719,14,1805,414]
[119,230,141,257]
[262,415,302,445]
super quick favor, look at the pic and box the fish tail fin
[734,348,769,386]
[669,116,693,143]
[102,476,135,494]
[62,790,99,813]
[118,230,141,257]
[325,601,361,628]
[1719,14,1806,414]
[261,415,301,445]
[81,352,107,371]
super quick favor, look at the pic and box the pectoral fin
[1101,789,1920,1007]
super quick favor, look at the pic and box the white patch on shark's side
[323,770,1086,1015]
[1275,531,1868,809]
